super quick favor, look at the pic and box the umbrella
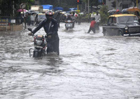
[108,9,118,15]
[17,9,26,12]
[127,7,140,12]
[121,8,129,14]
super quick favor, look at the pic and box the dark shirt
[32,18,58,35]
[66,16,72,20]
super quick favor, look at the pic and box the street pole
[58,0,60,6]
[136,0,138,7]
[88,0,89,13]
[77,5,79,11]
[88,0,90,22]
[115,0,116,9]
[60,0,61,7]
[13,1,15,16]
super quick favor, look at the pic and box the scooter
[28,28,58,57]
[65,20,74,30]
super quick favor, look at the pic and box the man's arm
[53,19,58,32]
[32,19,45,35]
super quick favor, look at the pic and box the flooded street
[0,22,140,99]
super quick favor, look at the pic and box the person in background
[74,12,78,23]
[74,12,78,17]
[66,14,73,20]
[87,17,96,33]
[26,13,31,26]
[91,12,94,20]
[22,12,27,29]
[134,11,140,23]
[115,9,120,14]
[30,14,36,25]
[65,14,74,27]
[94,11,101,30]
[17,12,22,24]
[77,13,81,24]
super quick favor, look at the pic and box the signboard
[0,19,8,23]
[31,5,43,13]
[11,19,16,24]
[0,19,9,26]
[0,23,8,26]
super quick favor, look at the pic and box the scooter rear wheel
[34,51,43,57]
[33,51,39,57]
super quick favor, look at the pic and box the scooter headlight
[35,39,42,46]
[67,20,71,22]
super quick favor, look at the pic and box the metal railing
[0,16,23,31]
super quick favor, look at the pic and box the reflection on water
[0,23,140,99]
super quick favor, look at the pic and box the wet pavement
[0,23,140,99]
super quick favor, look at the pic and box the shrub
[99,5,109,25]
[81,14,90,22]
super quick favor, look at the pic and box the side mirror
[28,28,32,32]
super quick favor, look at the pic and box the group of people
[25,13,37,26]
[65,12,81,24]
[28,10,101,55]
[87,12,101,33]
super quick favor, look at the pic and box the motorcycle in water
[65,20,74,30]
[28,28,58,57]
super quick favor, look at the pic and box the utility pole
[76,0,82,13]
[60,0,61,7]
[115,0,116,9]
[88,0,89,13]
[13,1,15,16]
[58,0,60,6]
[88,0,90,23]
[77,5,79,11]
[136,0,138,7]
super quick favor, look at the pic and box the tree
[99,5,109,24]
[0,0,34,16]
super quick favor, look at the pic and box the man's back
[32,18,58,34]
[94,13,101,22]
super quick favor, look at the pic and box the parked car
[102,14,140,36]
[36,13,46,24]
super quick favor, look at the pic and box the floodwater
[0,23,140,99]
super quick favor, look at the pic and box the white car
[36,13,46,24]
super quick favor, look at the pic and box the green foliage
[80,13,90,21]
[99,5,109,24]
[80,5,109,23]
